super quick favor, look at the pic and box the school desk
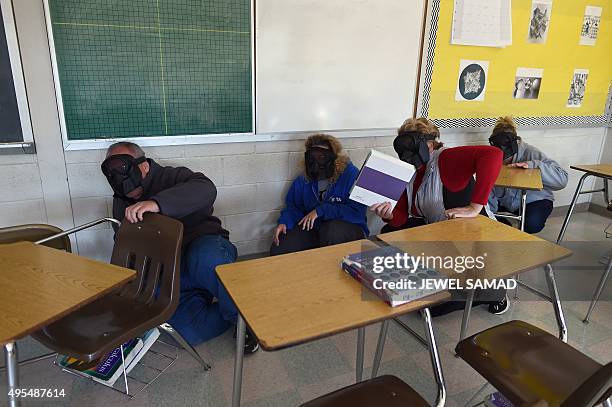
[216,239,451,407]
[554,164,612,323]
[557,164,612,243]
[0,242,135,407]
[377,216,572,345]
[494,166,544,232]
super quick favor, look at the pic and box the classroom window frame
[0,0,35,150]
[43,0,258,151]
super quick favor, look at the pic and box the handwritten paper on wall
[451,0,512,47]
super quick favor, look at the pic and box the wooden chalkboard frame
[0,0,34,152]
[43,0,256,150]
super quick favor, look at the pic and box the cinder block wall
[62,128,608,261]
[0,1,608,262]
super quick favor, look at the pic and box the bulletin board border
[417,0,612,129]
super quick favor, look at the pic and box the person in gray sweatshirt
[488,117,568,234]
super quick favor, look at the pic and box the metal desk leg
[557,173,590,244]
[545,264,568,342]
[370,320,389,379]
[355,327,365,382]
[5,342,20,407]
[584,256,612,323]
[459,289,476,341]
[520,189,527,232]
[232,315,246,407]
[421,308,446,407]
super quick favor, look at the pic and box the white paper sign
[451,0,512,47]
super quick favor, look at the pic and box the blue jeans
[167,234,238,345]
[498,199,554,234]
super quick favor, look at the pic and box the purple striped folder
[349,150,415,208]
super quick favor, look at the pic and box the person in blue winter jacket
[270,134,368,255]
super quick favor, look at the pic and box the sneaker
[488,295,510,315]
[234,327,260,355]
[244,328,259,354]
[429,300,467,317]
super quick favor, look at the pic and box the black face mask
[393,132,431,168]
[489,132,518,160]
[101,154,147,198]
[305,146,337,181]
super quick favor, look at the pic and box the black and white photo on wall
[527,0,553,44]
[456,59,489,102]
[514,68,543,100]
[579,5,602,46]
[567,69,589,108]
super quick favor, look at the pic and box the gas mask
[305,145,337,181]
[489,132,518,160]
[393,132,431,168]
[101,154,147,198]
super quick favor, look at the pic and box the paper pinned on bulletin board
[456,60,489,102]
[513,68,543,100]
[451,0,512,47]
[527,0,553,44]
[579,6,603,46]
[567,69,589,108]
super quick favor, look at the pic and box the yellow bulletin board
[417,0,612,128]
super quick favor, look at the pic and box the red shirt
[388,145,502,227]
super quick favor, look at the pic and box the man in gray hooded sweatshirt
[488,117,568,234]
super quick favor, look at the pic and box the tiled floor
[1,211,610,407]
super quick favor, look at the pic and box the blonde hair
[492,116,521,140]
[398,117,443,149]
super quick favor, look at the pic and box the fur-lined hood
[300,134,350,183]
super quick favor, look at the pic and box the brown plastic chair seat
[33,214,183,363]
[456,320,605,407]
[34,295,167,361]
[300,375,430,407]
[0,224,71,251]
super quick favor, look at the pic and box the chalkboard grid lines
[47,0,252,140]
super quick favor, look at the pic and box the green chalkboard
[48,0,252,140]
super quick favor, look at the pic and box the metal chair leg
[4,342,20,407]
[421,308,446,407]
[584,256,612,323]
[459,288,476,341]
[0,352,57,373]
[232,315,246,407]
[557,173,589,244]
[520,190,527,232]
[371,320,389,379]
[119,343,130,396]
[545,264,568,343]
[158,323,211,370]
[355,327,365,382]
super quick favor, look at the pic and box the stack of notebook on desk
[341,245,446,307]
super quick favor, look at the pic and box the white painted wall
[0,1,609,262]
